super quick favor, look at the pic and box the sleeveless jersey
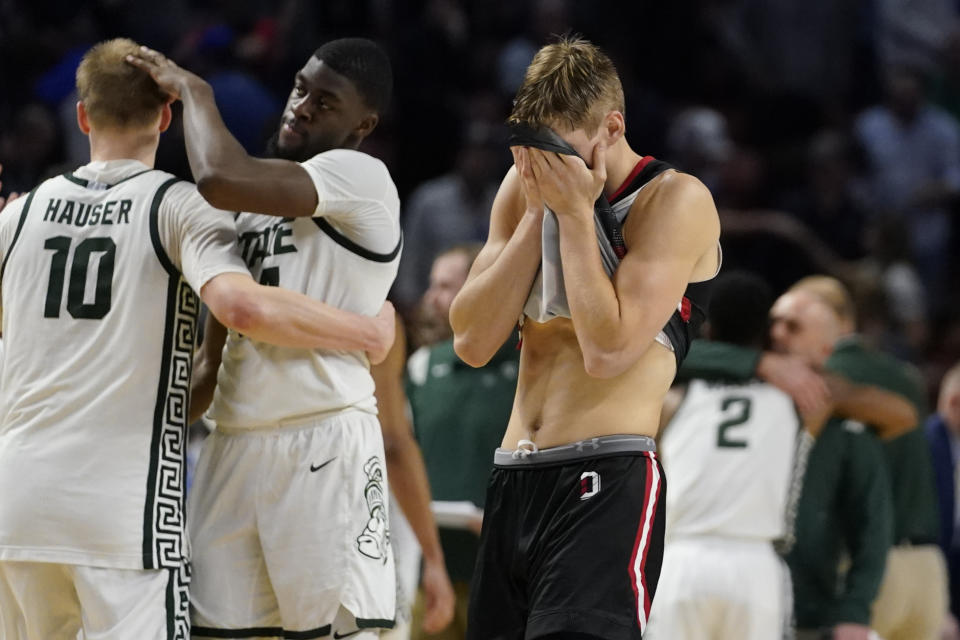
[209,149,401,429]
[660,378,801,540]
[0,160,249,570]
[523,158,719,367]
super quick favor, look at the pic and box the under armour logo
[575,438,600,453]
[580,471,601,500]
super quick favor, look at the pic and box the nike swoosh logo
[333,630,362,639]
[310,457,336,472]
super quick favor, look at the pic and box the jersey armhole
[0,189,38,281]
[148,178,185,278]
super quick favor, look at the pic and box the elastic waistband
[215,407,374,435]
[494,434,656,467]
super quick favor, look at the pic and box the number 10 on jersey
[43,235,116,320]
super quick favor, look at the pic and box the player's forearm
[383,432,446,564]
[451,213,542,366]
[189,354,217,423]
[829,377,918,438]
[556,214,656,377]
[178,78,265,212]
[246,287,386,352]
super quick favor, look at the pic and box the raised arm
[127,47,318,217]
[449,156,544,367]
[526,145,720,378]
[200,273,395,360]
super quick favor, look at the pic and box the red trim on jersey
[680,296,692,322]
[610,156,655,202]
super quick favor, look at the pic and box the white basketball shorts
[645,536,790,640]
[0,559,189,639]
[188,410,396,638]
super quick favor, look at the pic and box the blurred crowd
[4,0,960,637]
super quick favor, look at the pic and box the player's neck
[87,128,159,168]
[603,138,643,200]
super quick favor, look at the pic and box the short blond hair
[789,275,857,327]
[76,38,167,129]
[509,36,625,133]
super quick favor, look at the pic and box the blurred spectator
[406,244,519,640]
[665,106,733,195]
[855,64,960,300]
[859,217,930,357]
[877,0,956,71]
[781,130,870,261]
[926,362,960,627]
[0,103,60,195]
[496,0,571,97]
[393,125,502,312]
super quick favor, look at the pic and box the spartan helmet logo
[580,471,601,501]
[356,456,390,562]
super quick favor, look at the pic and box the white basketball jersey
[0,160,248,570]
[661,378,801,540]
[209,149,401,429]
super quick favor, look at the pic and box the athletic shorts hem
[191,625,285,638]
[525,608,636,640]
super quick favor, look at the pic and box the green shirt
[679,339,895,627]
[787,419,893,627]
[406,335,519,582]
[826,337,938,544]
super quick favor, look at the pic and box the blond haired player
[0,38,395,640]
[450,37,721,639]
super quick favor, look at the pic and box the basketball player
[449,38,721,639]
[0,38,397,640]
[645,271,810,640]
[128,39,454,637]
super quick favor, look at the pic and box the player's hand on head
[366,301,396,365]
[420,555,455,634]
[124,46,200,102]
[526,143,606,218]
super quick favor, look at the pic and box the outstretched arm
[126,48,318,217]
[200,273,395,360]
[450,157,544,367]
[371,315,455,633]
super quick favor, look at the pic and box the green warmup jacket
[406,335,520,583]
[826,337,938,546]
[678,340,894,627]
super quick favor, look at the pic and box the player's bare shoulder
[624,168,720,278]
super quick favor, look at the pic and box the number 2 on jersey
[43,236,116,319]
[717,396,752,448]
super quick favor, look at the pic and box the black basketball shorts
[466,435,666,640]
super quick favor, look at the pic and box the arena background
[0,0,958,402]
